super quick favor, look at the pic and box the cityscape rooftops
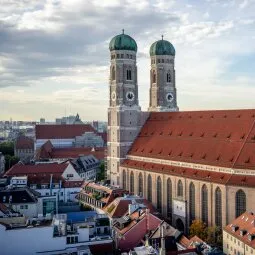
[224,211,255,249]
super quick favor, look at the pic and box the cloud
[0,0,255,120]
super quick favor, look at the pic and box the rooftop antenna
[161,35,164,40]
[122,29,125,34]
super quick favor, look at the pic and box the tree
[4,155,19,171]
[189,219,207,240]
[97,162,105,181]
[206,226,223,247]
[0,141,14,156]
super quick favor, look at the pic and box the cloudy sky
[0,0,255,121]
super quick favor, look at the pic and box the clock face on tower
[166,92,174,102]
[111,91,116,101]
[126,91,135,101]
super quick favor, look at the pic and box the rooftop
[224,211,255,248]
[15,136,34,150]
[35,124,96,139]
[127,110,255,170]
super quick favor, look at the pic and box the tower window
[158,59,160,63]
[117,54,119,58]
[162,59,164,63]
[127,69,132,80]
[130,55,133,59]
[127,54,129,58]
[167,72,171,82]
[112,66,115,80]
[121,54,124,58]
[152,70,156,83]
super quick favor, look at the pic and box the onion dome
[109,30,137,52]
[150,36,175,56]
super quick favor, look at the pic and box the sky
[0,0,255,121]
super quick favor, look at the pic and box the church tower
[148,37,179,112]
[107,31,142,186]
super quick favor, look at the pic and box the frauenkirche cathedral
[107,31,255,232]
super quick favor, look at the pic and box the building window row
[122,171,247,227]
[151,58,173,64]
[111,54,134,60]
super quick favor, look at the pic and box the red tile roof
[36,140,105,160]
[50,147,105,160]
[35,124,96,139]
[224,211,255,248]
[5,162,68,176]
[128,110,255,170]
[122,159,255,187]
[15,136,34,150]
[104,197,156,218]
[63,180,84,188]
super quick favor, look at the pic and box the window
[112,66,115,80]
[130,171,134,194]
[167,178,172,219]
[127,69,132,80]
[202,184,208,225]
[152,70,156,83]
[215,187,222,227]
[236,189,246,217]
[157,176,162,213]
[147,175,152,202]
[167,72,171,82]
[138,173,143,197]
[177,180,183,197]
[122,170,126,189]
[189,182,196,224]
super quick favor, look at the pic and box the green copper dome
[109,31,137,52]
[150,39,175,56]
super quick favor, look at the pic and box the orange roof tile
[128,110,255,170]
[224,212,255,248]
[35,124,96,139]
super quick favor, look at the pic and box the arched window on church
[122,170,126,190]
[138,173,143,197]
[215,187,222,227]
[112,66,115,80]
[201,184,208,225]
[147,174,152,202]
[236,189,246,218]
[127,69,132,80]
[157,176,162,213]
[189,182,195,224]
[167,178,172,219]
[177,180,183,197]
[152,70,156,83]
[130,171,134,194]
[167,72,171,83]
